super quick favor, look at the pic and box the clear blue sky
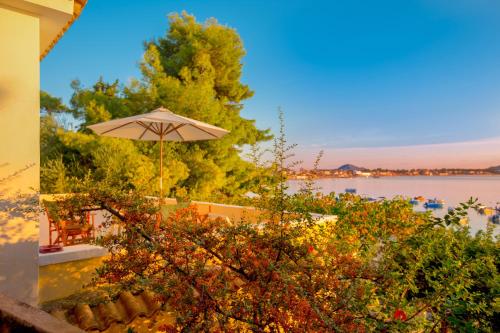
[41,0,500,168]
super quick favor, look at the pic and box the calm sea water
[288,176,500,235]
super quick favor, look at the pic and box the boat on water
[345,188,357,194]
[409,199,419,205]
[360,195,376,202]
[489,214,500,225]
[424,202,444,209]
[414,196,426,202]
[479,206,495,216]
[424,198,445,209]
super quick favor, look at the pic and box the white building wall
[0,5,40,305]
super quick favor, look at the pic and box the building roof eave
[40,0,87,60]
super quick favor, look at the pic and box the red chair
[47,208,95,246]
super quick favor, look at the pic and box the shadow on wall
[0,191,39,240]
[0,169,39,245]
[0,240,38,303]
[0,164,39,304]
[0,163,39,242]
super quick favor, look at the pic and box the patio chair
[46,207,95,246]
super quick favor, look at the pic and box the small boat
[489,214,500,225]
[345,188,357,194]
[424,198,444,209]
[414,196,426,202]
[360,195,374,202]
[424,202,443,209]
[479,207,495,216]
[409,199,419,205]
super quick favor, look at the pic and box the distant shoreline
[286,165,500,180]
[287,173,500,181]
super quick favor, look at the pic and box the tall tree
[41,12,271,200]
[40,90,69,116]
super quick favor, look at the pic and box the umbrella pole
[154,135,164,229]
[159,134,163,204]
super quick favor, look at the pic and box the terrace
[38,197,258,302]
[38,195,335,302]
[33,194,336,332]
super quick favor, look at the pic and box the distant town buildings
[286,165,499,180]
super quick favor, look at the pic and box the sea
[288,176,500,235]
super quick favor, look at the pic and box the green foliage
[40,158,69,194]
[40,90,69,115]
[388,220,499,332]
[40,12,271,200]
[292,193,499,332]
[40,115,63,163]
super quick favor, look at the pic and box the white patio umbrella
[87,107,229,200]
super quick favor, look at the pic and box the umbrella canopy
[87,107,229,141]
[87,107,229,199]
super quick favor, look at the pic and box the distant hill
[337,164,369,172]
[487,165,500,174]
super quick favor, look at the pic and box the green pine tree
[41,12,272,201]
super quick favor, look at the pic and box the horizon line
[297,136,500,169]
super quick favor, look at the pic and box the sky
[41,0,500,169]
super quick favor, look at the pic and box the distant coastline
[287,164,500,180]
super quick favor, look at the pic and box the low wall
[192,201,261,222]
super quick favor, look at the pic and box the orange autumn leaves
[91,200,387,332]
[59,184,480,332]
